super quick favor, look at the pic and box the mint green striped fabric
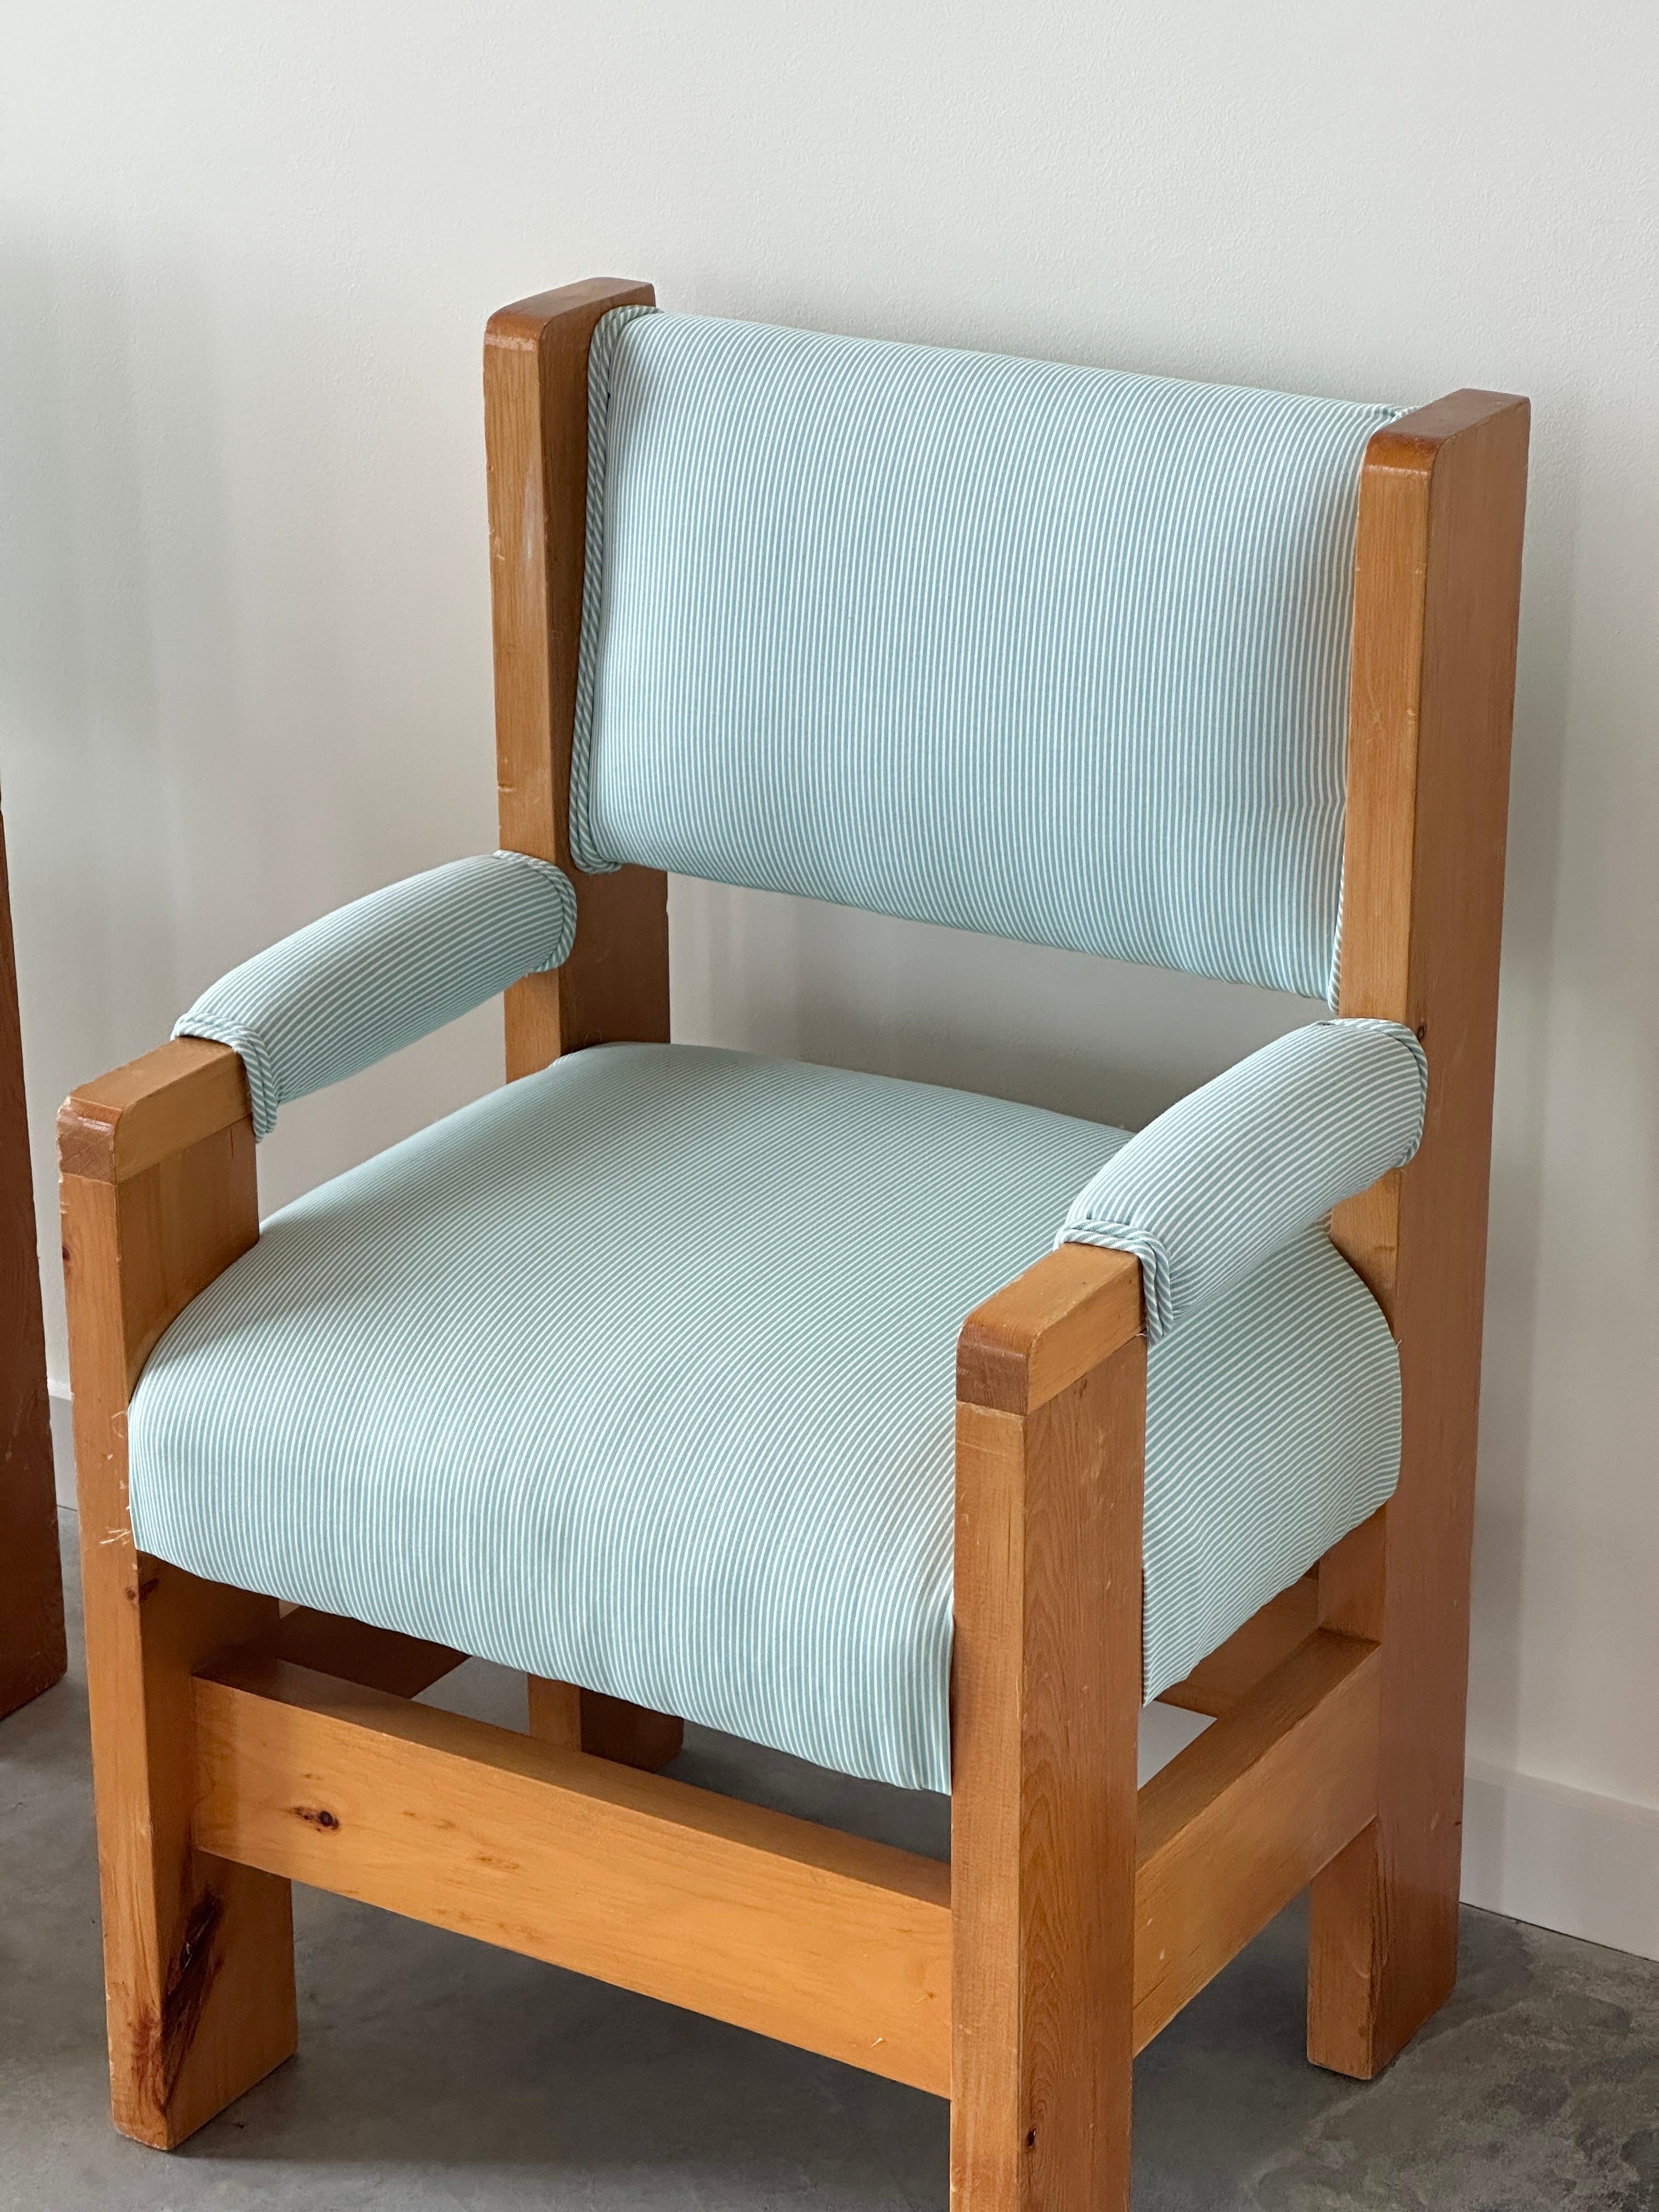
[127,1043,1400,1793]
[175,851,576,1139]
[572,310,1398,1003]
[1062,1018,1427,1341]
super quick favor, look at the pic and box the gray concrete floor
[3,1515,1657,2210]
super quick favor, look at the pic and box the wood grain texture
[58,1037,250,1184]
[524,1671,582,1747]
[956,1242,1142,1414]
[1135,1632,1379,2052]
[60,1102,295,2148]
[484,279,669,1077]
[0,794,64,1717]
[1158,1573,1320,1720]
[528,1674,686,1771]
[1312,391,1530,2078]
[951,1329,1146,2211]
[194,1657,951,2095]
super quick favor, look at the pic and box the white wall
[4,3,1655,1941]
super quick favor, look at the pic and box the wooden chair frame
[59,277,1528,2208]
[1,788,65,1720]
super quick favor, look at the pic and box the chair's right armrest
[957,1243,1143,1415]
[58,1035,252,1186]
[1058,1019,1427,1344]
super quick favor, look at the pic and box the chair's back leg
[483,278,668,1078]
[60,1099,297,2147]
[952,1301,1145,2211]
[527,1674,685,1770]
[1312,392,1530,2076]
[486,281,686,1778]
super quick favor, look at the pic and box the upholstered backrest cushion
[572,308,1398,1001]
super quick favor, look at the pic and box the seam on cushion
[172,1013,280,1141]
[1324,404,1407,1010]
[1055,1220,1171,1341]
[1325,867,1345,1009]
[490,849,579,970]
[1312,1014,1429,1159]
[1385,1022,1430,1157]
[568,302,658,876]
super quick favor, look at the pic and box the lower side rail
[193,1628,1378,2095]
[193,1656,953,2092]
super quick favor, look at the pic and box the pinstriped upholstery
[572,309,1398,1001]
[126,1043,1401,1793]
[1061,1019,1427,1341]
[174,852,576,1139]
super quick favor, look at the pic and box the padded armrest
[175,851,577,1138]
[1058,1018,1427,1342]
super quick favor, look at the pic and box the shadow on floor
[2,1514,1655,2210]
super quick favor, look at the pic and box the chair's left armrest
[1059,1018,1428,1342]
[58,1035,252,1186]
[60,1035,261,1522]
[174,850,577,1139]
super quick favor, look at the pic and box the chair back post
[1312,389,1530,2075]
[483,279,670,1078]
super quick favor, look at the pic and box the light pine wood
[528,1674,686,1771]
[194,1656,952,2095]
[484,279,670,1079]
[1311,391,1530,2079]
[55,298,1527,2187]
[951,1271,1146,2212]
[1135,1631,1379,2052]
[0,793,64,1718]
[524,1671,582,1746]
[58,1036,251,1184]
[59,1092,295,2148]
[188,1616,1388,2125]
[1159,1573,1320,1719]
[956,1242,1142,1414]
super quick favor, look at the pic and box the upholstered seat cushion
[127,1044,1401,1793]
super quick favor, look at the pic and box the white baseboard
[1462,1758,1659,1963]
[47,1383,1658,1963]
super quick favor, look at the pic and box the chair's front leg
[60,1045,298,2148]
[951,1248,1146,2212]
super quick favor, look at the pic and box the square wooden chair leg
[1307,1487,1466,2076]
[62,1114,297,2147]
[528,1674,685,1771]
[1306,1509,1462,2079]
[1307,390,1529,2081]
[81,1553,298,2146]
[951,1313,1146,2212]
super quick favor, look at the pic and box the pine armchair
[60,278,1528,2209]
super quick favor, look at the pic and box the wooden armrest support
[60,1039,257,1401]
[956,1242,1142,1413]
[59,1035,282,2145]
[58,1036,252,1184]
